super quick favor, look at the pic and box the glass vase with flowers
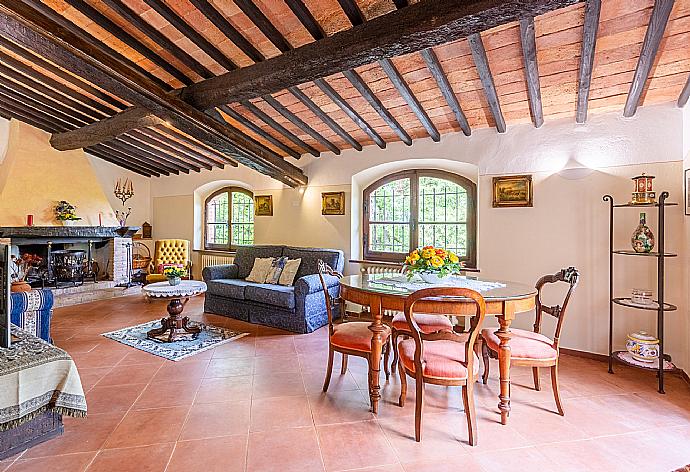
[163,266,187,286]
[404,245,465,284]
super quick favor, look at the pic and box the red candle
[27,214,33,226]
[98,213,102,226]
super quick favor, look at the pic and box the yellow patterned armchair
[145,239,192,284]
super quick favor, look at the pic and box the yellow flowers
[421,248,434,259]
[430,255,444,268]
[404,245,465,280]
[449,253,459,264]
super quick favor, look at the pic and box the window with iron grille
[204,187,254,251]
[363,170,476,267]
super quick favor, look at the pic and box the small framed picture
[492,175,533,208]
[254,195,273,216]
[321,191,345,215]
[685,169,690,216]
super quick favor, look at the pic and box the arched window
[363,170,477,267]
[204,186,254,251]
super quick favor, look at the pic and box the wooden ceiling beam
[182,0,581,110]
[576,0,601,124]
[519,17,543,128]
[86,146,157,177]
[241,100,319,157]
[217,105,302,159]
[117,134,197,173]
[288,86,362,151]
[109,138,185,174]
[337,0,365,26]
[0,2,307,185]
[99,0,214,79]
[235,0,291,53]
[94,141,172,175]
[379,57,440,142]
[344,69,412,145]
[187,0,264,63]
[0,93,69,132]
[60,0,182,87]
[154,126,238,167]
[0,85,86,129]
[468,33,506,133]
[262,94,341,155]
[126,130,213,170]
[0,49,114,118]
[141,0,238,72]
[0,36,126,110]
[623,0,675,118]
[137,129,225,168]
[421,48,470,136]
[285,0,325,40]
[51,108,165,151]
[313,78,386,149]
[679,75,690,107]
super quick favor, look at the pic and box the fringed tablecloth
[0,326,86,431]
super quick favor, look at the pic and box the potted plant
[55,200,81,226]
[405,245,465,284]
[10,253,42,292]
[163,266,187,286]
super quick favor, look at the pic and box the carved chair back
[403,288,486,381]
[317,259,343,336]
[533,267,580,349]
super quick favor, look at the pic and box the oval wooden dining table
[339,274,538,425]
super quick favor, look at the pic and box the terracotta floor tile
[309,390,375,425]
[180,401,251,440]
[250,396,313,432]
[211,337,256,359]
[317,420,398,471]
[302,368,360,394]
[167,436,248,472]
[86,443,174,472]
[85,383,147,415]
[153,360,209,382]
[537,439,634,472]
[401,456,487,472]
[95,363,161,387]
[22,412,125,458]
[6,452,96,472]
[103,406,189,449]
[253,355,301,375]
[204,357,255,378]
[194,375,253,404]
[76,367,114,392]
[247,426,324,472]
[133,379,201,410]
[473,446,555,471]
[118,349,167,366]
[252,372,307,399]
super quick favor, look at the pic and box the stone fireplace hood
[0,226,140,242]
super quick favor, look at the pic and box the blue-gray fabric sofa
[202,245,344,333]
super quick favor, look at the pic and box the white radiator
[200,252,234,269]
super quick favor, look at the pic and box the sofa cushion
[245,284,296,310]
[282,247,343,280]
[234,245,284,279]
[206,279,249,300]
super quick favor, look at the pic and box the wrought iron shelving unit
[603,192,680,393]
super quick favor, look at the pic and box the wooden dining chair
[318,260,392,394]
[397,287,486,446]
[480,267,580,416]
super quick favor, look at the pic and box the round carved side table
[142,280,207,342]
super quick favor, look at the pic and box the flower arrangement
[405,245,464,281]
[10,253,43,282]
[115,207,131,227]
[55,200,81,221]
[163,266,187,279]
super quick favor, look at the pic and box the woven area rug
[102,320,248,362]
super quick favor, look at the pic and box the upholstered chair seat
[399,338,480,381]
[146,239,191,284]
[331,322,391,352]
[392,313,453,333]
[481,328,557,361]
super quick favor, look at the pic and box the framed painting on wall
[322,192,345,215]
[492,175,533,208]
[685,169,690,216]
[254,195,273,216]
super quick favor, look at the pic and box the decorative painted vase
[167,277,181,286]
[10,281,32,293]
[626,331,659,363]
[419,272,446,284]
[631,212,654,253]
